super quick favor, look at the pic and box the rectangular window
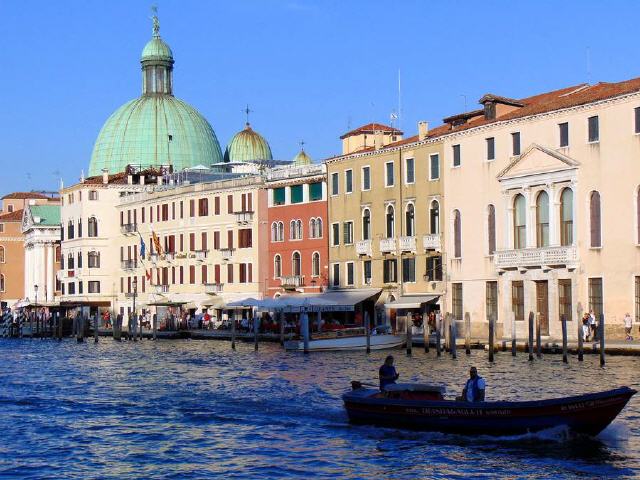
[180,201,184,218]
[239,263,247,283]
[343,221,353,245]
[588,115,599,142]
[486,137,495,160]
[635,107,640,134]
[88,281,100,293]
[363,260,372,285]
[189,265,195,284]
[486,281,498,322]
[402,257,416,282]
[227,195,233,214]
[559,122,569,147]
[290,184,303,204]
[588,277,603,319]
[346,262,354,286]
[189,200,195,218]
[345,169,353,193]
[452,283,463,321]
[426,256,443,281]
[214,197,220,215]
[452,144,461,167]
[558,279,572,322]
[189,233,195,251]
[214,231,220,250]
[78,281,83,294]
[512,132,521,156]
[383,259,397,283]
[172,202,175,220]
[429,154,440,180]
[512,281,524,321]
[68,282,75,295]
[309,182,322,201]
[385,162,394,187]
[331,223,340,246]
[198,198,208,216]
[227,230,234,249]
[273,188,285,206]
[332,263,340,287]
[238,228,252,248]
[405,158,415,184]
[331,172,339,195]
[362,166,371,190]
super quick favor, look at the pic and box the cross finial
[243,104,252,126]
[299,140,305,151]
[151,4,160,38]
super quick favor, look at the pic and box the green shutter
[290,185,303,204]
[309,182,322,201]
[273,188,285,205]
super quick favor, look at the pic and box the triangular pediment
[497,143,579,180]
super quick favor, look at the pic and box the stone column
[548,184,559,246]
[24,243,31,300]
[47,243,54,302]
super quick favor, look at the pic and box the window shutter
[454,210,462,258]
[488,205,496,254]
[590,192,601,247]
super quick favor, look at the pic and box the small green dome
[141,37,173,62]
[292,149,312,166]
[224,124,273,163]
[89,96,223,176]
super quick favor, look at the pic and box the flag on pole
[138,232,146,259]
[152,231,163,255]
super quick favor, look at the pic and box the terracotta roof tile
[1,192,51,200]
[340,123,403,139]
[0,209,24,221]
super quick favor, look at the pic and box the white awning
[227,289,382,313]
[385,295,439,309]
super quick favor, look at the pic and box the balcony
[356,239,372,256]
[399,236,417,253]
[280,275,305,289]
[495,245,578,271]
[220,247,235,261]
[121,259,137,270]
[379,238,396,254]
[204,282,224,294]
[423,233,442,251]
[195,249,208,262]
[149,253,159,264]
[154,284,169,294]
[121,223,137,235]
[234,211,254,224]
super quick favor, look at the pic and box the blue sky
[0,0,638,197]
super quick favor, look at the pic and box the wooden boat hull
[284,334,404,352]
[343,386,636,436]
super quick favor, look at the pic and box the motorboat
[343,382,636,436]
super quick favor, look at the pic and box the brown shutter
[454,210,462,258]
[215,264,220,283]
[248,263,252,283]
[228,195,233,214]
[488,205,496,254]
[590,191,601,247]
[228,230,234,249]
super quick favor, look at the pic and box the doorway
[536,280,549,336]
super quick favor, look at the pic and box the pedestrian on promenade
[589,310,597,341]
[624,313,633,341]
[582,313,591,341]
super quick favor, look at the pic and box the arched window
[274,254,282,278]
[487,205,496,255]
[290,220,297,240]
[315,218,322,238]
[0,245,4,263]
[278,222,284,241]
[88,251,100,268]
[536,191,549,247]
[67,253,74,269]
[513,194,526,249]
[405,203,415,236]
[312,252,320,276]
[67,220,74,239]
[362,209,371,240]
[309,218,317,238]
[296,220,303,240]
[271,222,278,241]
[292,252,301,276]
[386,205,395,238]
[88,217,98,237]
[430,200,440,235]
[560,188,573,246]
[453,209,461,258]
[0,274,4,292]
[590,191,601,247]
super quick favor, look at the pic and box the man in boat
[460,367,485,402]
[379,355,399,390]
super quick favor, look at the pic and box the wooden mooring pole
[423,313,429,353]
[511,311,517,357]
[114,314,122,341]
[76,313,84,343]
[253,310,259,352]
[406,315,413,356]
[279,312,285,346]
[436,313,442,357]
[488,313,495,363]
[536,312,542,359]
[302,311,310,355]
[561,314,568,363]
[577,304,583,361]
[231,311,236,350]
[94,313,99,343]
[451,317,457,359]
[528,311,534,362]
[152,313,157,340]
[464,312,471,355]
[365,310,371,354]
[599,314,605,367]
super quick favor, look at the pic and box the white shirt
[624,315,633,328]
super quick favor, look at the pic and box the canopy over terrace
[228,289,382,313]
[384,295,439,309]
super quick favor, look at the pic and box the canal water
[0,339,638,479]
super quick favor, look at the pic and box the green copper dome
[223,123,273,163]
[292,149,312,166]
[88,15,222,176]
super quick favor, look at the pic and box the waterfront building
[440,77,640,339]
[325,122,446,326]
[0,192,60,308]
[266,150,328,297]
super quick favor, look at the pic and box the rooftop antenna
[243,104,252,126]
[586,46,592,85]
[346,115,352,131]
[390,110,398,129]
[397,69,402,130]
[460,94,468,112]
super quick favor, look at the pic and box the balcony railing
[121,223,137,235]
[356,239,372,256]
[423,233,442,251]
[149,253,159,264]
[379,238,396,254]
[154,284,169,294]
[194,249,208,262]
[204,282,224,294]
[399,236,417,253]
[121,259,137,270]
[280,275,305,289]
[220,248,235,261]
[494,245,578,270]
[234,211,254,224]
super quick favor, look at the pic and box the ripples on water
[0,339,638,479]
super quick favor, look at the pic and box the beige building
[440,77,640,339]
[326,122,446,325]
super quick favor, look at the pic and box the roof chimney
[374,131,383,150]
[140,175,145,186]
[101,168,109,185]
[127,175,133,185]
[418,121,429,141]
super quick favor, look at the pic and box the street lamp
[132,277,138,337]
